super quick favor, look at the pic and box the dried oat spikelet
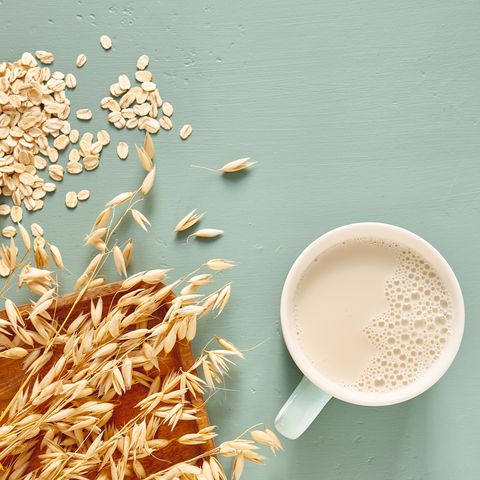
[250,427,283,453]
[216,337,244,358]
[112,245,127,277]
[214,284,231,315]
[131,209,151,232]
[206,258,236,271]
[192,157,256,173]
[18,224,31,251]
[94,207,113,228]
[0,347,28,360]
[136,145,154,172]
[140,166,156,196]
[122,240,133,267]
[144,132,155,159]
[48,243,64,269]
[106,191,135,207]
[174,209,204,233]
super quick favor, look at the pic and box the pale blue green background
[1,0,479,478]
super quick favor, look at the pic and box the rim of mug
[280,222,465,406]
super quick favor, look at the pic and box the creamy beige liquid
[294,238,452,392]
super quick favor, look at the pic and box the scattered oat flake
[180,124,192,140]
[160,116,173,131]
[10,206,23,224]
[35,50,54,64]
[76,108,92,120]
[117,142,129,160]
[0,205,11,216]
[137,54,149,70]
[2,226,17,238]
[31,223,44,237]
[97,130,110,146]
[118,74,131,90]
[65,73,77,89]
[78,190,90,201]
[141,81,156,92]
[162,102,173,117]
[100,35,112,50]
[65,191,78,209]
[76,53,87,67]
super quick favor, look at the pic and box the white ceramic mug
[275,223,464,439]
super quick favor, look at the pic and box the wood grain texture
[0,281,214,475]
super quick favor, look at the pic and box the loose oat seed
[100,35,113,50]
[162,102,173,117]
[77,189,90,201]
[97,130,110,146]
[137,54,149,70]
[31,223,44,237]
[0,205,11,216]
[2,226,17,238]
[141,81,156,92]
[190,228,224,239]
[65,191,78,209]
[76,53,87,67]
[65,73,77,89]
[83,155,100,171]
[69,129,80,143]
[117,142,129,160]
[43,183,56,193]
[220,158,256,173]
[66,162,83,174]
[76,108,93,120]
[10,206,23,223]
[48,165,64,181]
[160,116,173,131]
[180,124,192,140]
[135,70,152,83]
[118,74,131,90]
[35,50,54,64]
[53,134,69,150]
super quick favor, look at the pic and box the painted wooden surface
[0,0,479,478]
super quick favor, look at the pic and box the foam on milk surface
[293,238,452,392]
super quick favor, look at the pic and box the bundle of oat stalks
[0,136,280,480]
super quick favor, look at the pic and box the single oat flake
[117,142,129,160]
[179,124,192,140]
[76,53,87,67]
[76,108,93,120]
[100,35,112,50]
[65,191,78,209]
[77,190,90,201]
[137,54,149,70]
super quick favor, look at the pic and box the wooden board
[0,281,214,475]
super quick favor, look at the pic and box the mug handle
[275,376,332,439]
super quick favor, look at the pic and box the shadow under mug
[275,223,464,439]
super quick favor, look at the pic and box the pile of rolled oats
[0,37,191,236]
